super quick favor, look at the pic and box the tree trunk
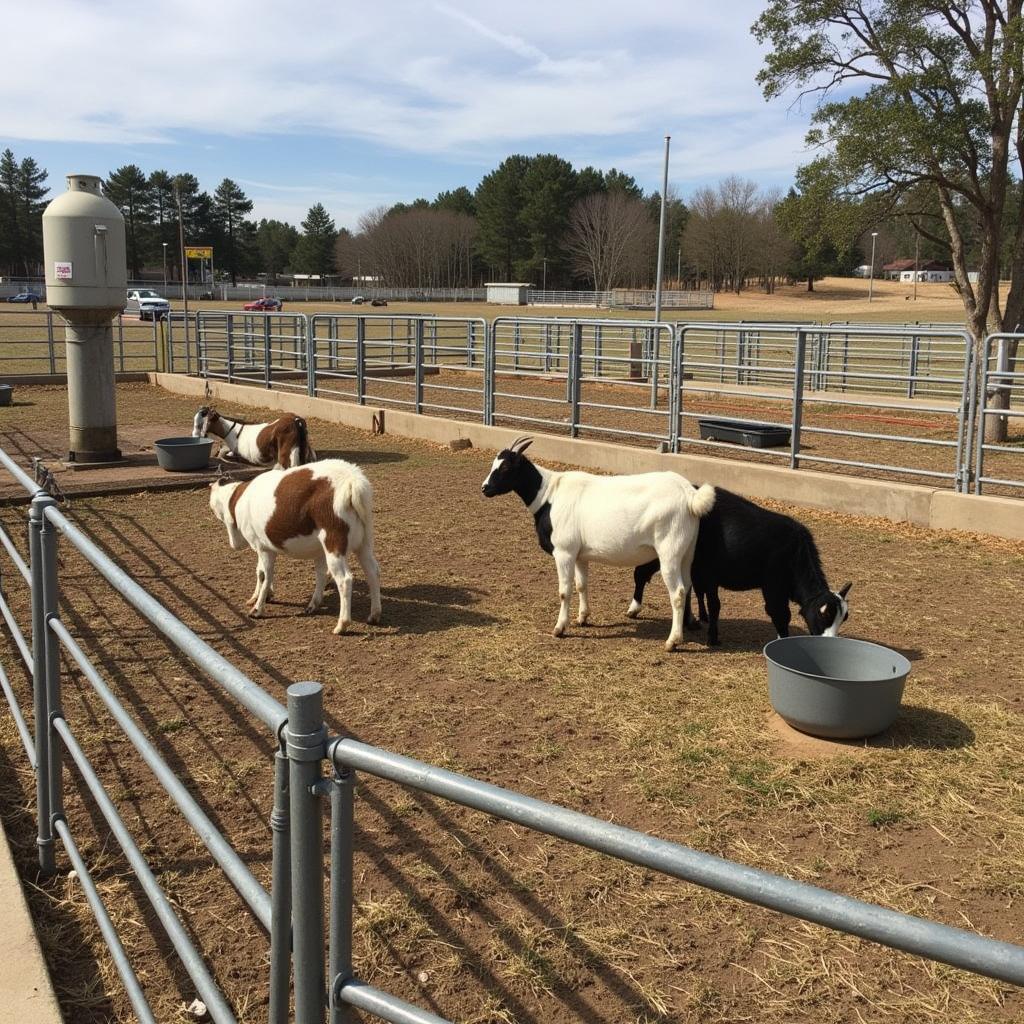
[807,276,814,292]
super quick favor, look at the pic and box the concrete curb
[150,373,1024,541]
[0,820,62,1023]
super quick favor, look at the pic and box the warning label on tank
[54,262,73,280]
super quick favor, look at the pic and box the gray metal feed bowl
[764,636,910,739]
[154,436,213,472]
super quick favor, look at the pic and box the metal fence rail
[170,311,1024,494]
[974,333,1024,494]
[0,309,166,374]
[1,444,1023,1023]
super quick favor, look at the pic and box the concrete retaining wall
[150,373,1024,541]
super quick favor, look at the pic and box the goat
[481,437,715,651]
[209,460,382,634]
[193,407,316,470]
[628,487,851,646]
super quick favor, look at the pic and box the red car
[243,296,283,311]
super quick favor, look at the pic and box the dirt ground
[1,384,1023,1024]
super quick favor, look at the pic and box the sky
[0,0,819,230]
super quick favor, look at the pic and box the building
[485,283,530,305]
[882,259,954,282]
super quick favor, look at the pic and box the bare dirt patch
[0,384,1022,1024]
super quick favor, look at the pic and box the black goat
[628,487,851,646]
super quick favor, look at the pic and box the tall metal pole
[162,242,168,296]
[868,231,878,302]
[175,181,190,354]
[654,134,671,322]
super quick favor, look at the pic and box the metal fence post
[287,681,326,1024]
[973,337,989,494]
[264,316,272,389]
[46,312,56,374]
[414,319,425,414]
[328,768,355,1024]
[29,493,59,874]
[484,322,495,426]
[790,329,807,470]
[671,326,685,453]
[117,315,125,372]
[306,316,316,398]
[269,747,292,1024]
[908,335,920,398]
[356,318,366,406]
[570,323,583,438]
[225,314,234,383]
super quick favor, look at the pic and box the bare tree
[565,192,654,291]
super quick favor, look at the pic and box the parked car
[125,288,171,320]
[8,291,42,304]
[243,297,283,311]
[370,298,388,307]
[351,295,366,305]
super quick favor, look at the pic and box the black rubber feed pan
[0,384,12,407]
[764,636,910,739]
[155,436,213,472]
[698,418,790,448]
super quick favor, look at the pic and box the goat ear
[819,604,829,616]
[838,582,853,598]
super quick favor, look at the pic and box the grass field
[1,384,1022,1024]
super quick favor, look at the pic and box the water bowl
[764,635,910,739]
[154,436,213,472]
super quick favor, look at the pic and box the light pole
[654,134,671,322]
[676,246,681,285]
[542,257,547,292]
[913,233,920,301]
[868,231,879,301]
[161,242,168,295]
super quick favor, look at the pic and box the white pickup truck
[125,288,171,321]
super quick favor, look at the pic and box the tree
[292,203,337,278]
[475,155,531,279]
[104,165,152,279]
[0,150,48,277]
[213,179,254,285]
[518,154,579,283]
[604,168,644,199]
[148,170,177,274]
[565,192,654,291]
[257,219,300,281]
[433,187,477,217]
[0,150,25,276]
[754,0,1024,437]
[775,163,864,290]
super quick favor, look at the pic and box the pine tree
[475,155,531,280]
[213,178,254,285]
[0,150,22,277]
[104,165,152,279]
[292,204,337,278]
[148,170,176,273]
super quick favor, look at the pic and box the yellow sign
[185,246,213,260]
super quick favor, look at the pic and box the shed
[486,283,530,305]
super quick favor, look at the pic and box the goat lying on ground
[481,437,715,650]
[193,407,317,469]
[628,487,851,646]
[209,460,381,634]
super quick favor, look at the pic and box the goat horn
[513,436,534,453]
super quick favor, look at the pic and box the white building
[485,283,531,305]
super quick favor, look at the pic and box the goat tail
[339,470,375,540]
[686,482,716,518]
[295,416,317,464]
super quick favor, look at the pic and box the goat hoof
[248,609,263,620]
[576,615,589,626]
[333,622,351,635]
[302,604,320,616]
[367,611,381,625]
[684,619,701,632]
[625,602,640,620]
[552,625,566,638]
[708,637,722,647]
[664,638,678,652]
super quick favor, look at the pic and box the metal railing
[973,333,1024,495]
[178,312,995,493]
[527,288,714,309]
[1,446,1024,1022]
[0,309,167,374]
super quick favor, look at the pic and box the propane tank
[42,174,127,463]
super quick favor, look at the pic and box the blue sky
[1,0,818,229]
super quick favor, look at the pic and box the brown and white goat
[193,407,316,469]
[209,460,381,634]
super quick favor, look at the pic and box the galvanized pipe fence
[1,447,1024,1021]
[179,311,1016,495]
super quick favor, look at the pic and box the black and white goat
[481,437,716,650]
[628,487,851,646]
[193,407,316,470]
